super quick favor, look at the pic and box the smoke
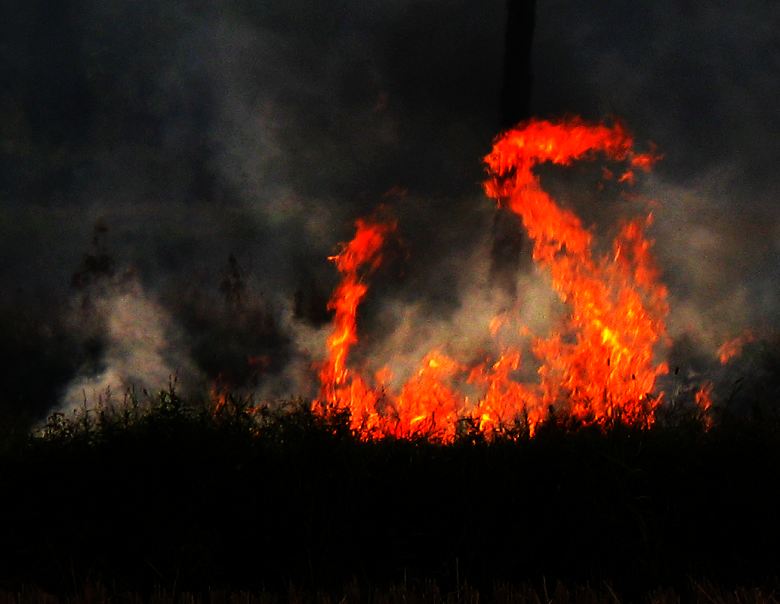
[60,276,200,413]
[350,213,564,389]
[0,0,777,419]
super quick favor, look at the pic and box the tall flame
[484,119,668,426]
[318,216,396,414]
[317,118,670,440]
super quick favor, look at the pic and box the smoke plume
[0,1,777,421]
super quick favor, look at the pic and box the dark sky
[1,1,778,415]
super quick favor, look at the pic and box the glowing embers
[317,118,669,440]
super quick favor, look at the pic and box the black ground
[1,394,780,601]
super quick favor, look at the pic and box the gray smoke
[0,0,777,419]
[60,276,200,412]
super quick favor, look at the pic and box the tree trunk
[491,0,536,298]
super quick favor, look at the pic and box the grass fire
[317,118,674,440]
[1,1,778,602]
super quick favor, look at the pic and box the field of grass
[1,390,780,602]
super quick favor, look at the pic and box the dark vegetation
[2,390,780,602]
[0,579,777,604]
[0,220,290,427]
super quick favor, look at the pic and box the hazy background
[1,0,777,423]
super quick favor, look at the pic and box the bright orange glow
[717,331,756,365]
[210,381,229,414]
[316,118,671,440]
[317,216,396,419]
[695,382,715,430]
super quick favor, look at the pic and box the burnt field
[2,393,780,601]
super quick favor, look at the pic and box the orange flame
[316,118,670,440]
[695,382,715,430]
[317,216,397,417]
[717,331,756,365]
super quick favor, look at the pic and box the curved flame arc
[317,118,669,440]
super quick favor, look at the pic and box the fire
[695,382,715,430]
[717,331,756,365]
[317,118,670,440]
[317,216,396,416]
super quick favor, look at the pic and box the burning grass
[1,117,778,600]
[316,119,671,440]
